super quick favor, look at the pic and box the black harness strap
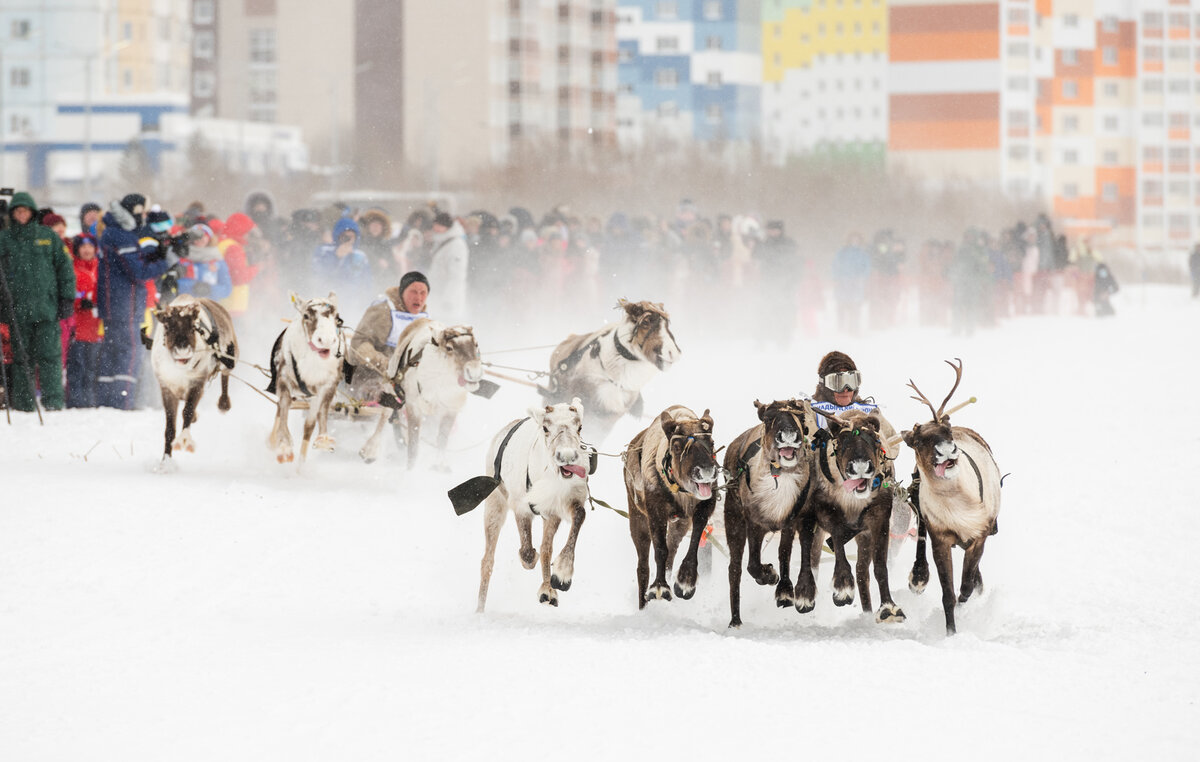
[612,329,640,362]
[817,440,837,484]
[962,450,985,503]
[493,417,531,486]
[290,352,313,398]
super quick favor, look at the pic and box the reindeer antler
[907,378,940,422]
[936,358,963,420]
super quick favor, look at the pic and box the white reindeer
[355,319,483,469]
[267,292,345,464]
[456,399,592,612]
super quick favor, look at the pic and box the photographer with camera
[95,193,172,409]
[0,190,76,412]
[163,223,231,304]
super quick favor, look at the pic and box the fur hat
[398,270,430,296]
[119,193,147,217]
[817,351,857,379]
[41,212,66,228]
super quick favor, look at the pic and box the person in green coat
[0,191,76,411]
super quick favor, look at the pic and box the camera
[0,188,14,232]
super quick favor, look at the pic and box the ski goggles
[822,370,861,392]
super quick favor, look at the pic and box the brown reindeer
[796,409,905,623]
[544,300,681,442]
[148,295,238,464]
[622,406,719,608]
[722,398,822,628]
[903,359,1001,635]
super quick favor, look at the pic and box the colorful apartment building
[889,0,1198,256]
[761,0,889,165]
[616,0,762,149]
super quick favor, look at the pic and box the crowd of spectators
[0,189,1153,413]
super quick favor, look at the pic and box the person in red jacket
[217,212,261,317]
[66,233,103,407]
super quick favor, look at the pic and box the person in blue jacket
[172,223,232,302]
[95,193,172,409]
[313,215,371,317]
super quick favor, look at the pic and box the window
[703,1,722,21]
[618,82,633,94]
[658,101,678,118]
[654,68,678,88]
[193,71,216,97]
[194,30,215,59]
[1168,12,1189,30]
[705,35,722,50]
[248,69,277,122]
[1008,110,1030,128]
[9,67,31,88]
[1169,180,1188,197]
[1008,76,1029,91]
[249,29,276,64]
[123,68,133,88]
[1008,145,1030,161]
[122,21,133,40]
[1007,42,1028,57]
[1062,80,1078,99]
[1062,183,1078,199]
[10,19,31,38]
[1168,46,1189,61]
[1063,14,1078,28]
[9,114,32,134]
[1143,112,1163,127]
[656,36,678,52]
[705,103,722,124]
[1008,7,1028,25]
[706,71,722,88]
[1062,48,1077,66]
[618,47,633,63]
[1168,79,1189,94]
[1102,47,1118,67]
[1103,150,1118,165]
[1102,15,1118,33]
[657,1,677,20]
[1168,146,1190,165]
[1143,79,1163,94]
[1063,115,1079,132]
[1063,149,1079,164]
[1103,82,1118,97]
[1169,112,1188,129]
[1143,12,1163,30]
[1102,182,1118,202]
[1103,115,1118,131]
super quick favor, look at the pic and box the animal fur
[903,360,1002,635]
[149,294,238,462]
[476,399,591,612]
[622,405,719,609]
[797,409,905,623]
[352,318,483,468]
[721,399,821,628]
[267,292,344,464]
[545,300,681,442]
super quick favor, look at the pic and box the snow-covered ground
[2,285,1198,761]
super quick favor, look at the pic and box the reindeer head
[292,291,342,359]
[156,303,207,365]
[431,325,483,391]
[755,398,819,470]
[903,358,964,481]
[530,397,588,480]
[620,300,681,371]
[824,410,885,497]
[660,410,718,499]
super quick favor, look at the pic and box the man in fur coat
[348,270,430,392]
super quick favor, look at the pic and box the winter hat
[332,216,360,242]
[766,220,784,232]
[398,270,430,296]
[205,217,226,237]
[70,233,98,256]
[8,191,37,214]
[80,202,101,219]
[189,223,215,244]
[120,193,147,217]
[223,212,257,242]
[41,212,66,229]
[432,211,454,229]
[147,209,173,235]
[817,351,857,379]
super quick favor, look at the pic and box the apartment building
[616,0,762,150]
[399,0,618,186]
[762,0,889,166]
[0,0,191,198]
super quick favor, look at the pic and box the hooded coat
[0,191,75,325]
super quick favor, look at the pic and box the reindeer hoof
[752,565,779,586]
[775,581,795,608]
[218,396,231,412]
[646,583,672,602]
[909,566,930,594]
[876,603,906,624]
[359,448,376,464]
[550,573,571,592]
[518,548,537,569]
[728,617,742,629]
[794,597,815,614]
[673,580,695,600]
[311,435,335,452]
[539,590,558,607]
[832,588,855,607]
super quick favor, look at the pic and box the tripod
[0,261,45,425]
